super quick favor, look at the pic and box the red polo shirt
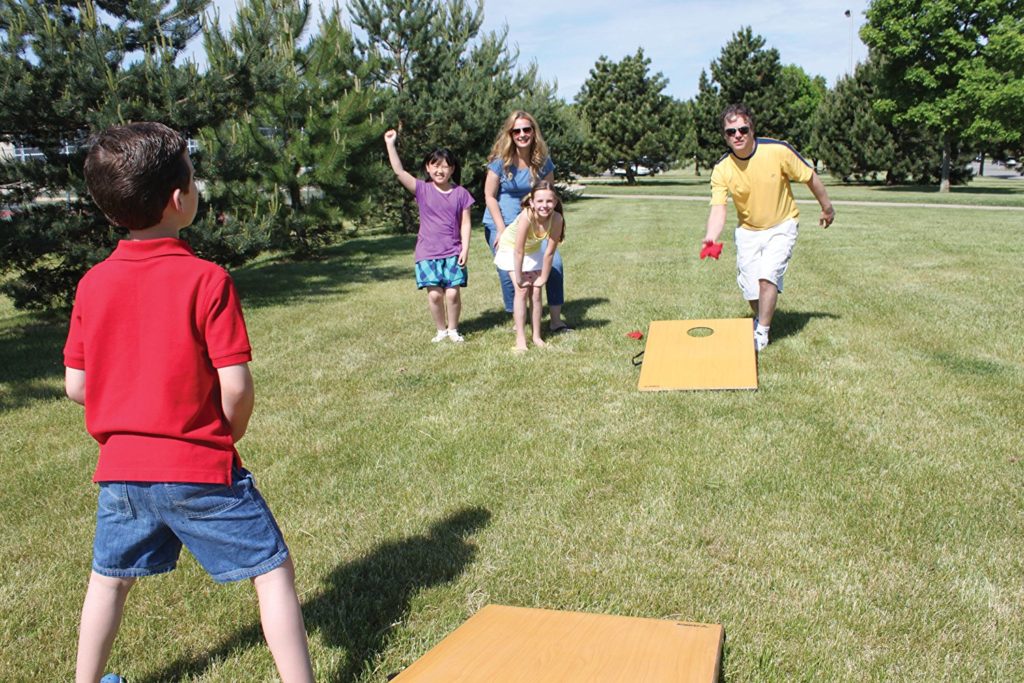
[64,238,251,484]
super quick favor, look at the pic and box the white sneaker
[447,329,465,343]
[431,330,448,343]
[754,328,769,351]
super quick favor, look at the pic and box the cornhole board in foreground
[638,319,757,391]
[390,604,724,683]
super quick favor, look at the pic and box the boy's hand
[700,240,723,260]
[384,129,397,144]
[533,276,547,288]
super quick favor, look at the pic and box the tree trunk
[978,153,985,177]
[939,137,951,193]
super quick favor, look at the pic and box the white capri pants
[734,218,799,300]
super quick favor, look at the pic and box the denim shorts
[92,468,289,583]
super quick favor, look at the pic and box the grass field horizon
[1,186,1022,681]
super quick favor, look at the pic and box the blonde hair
[487,110,551,181]
[519,180,566,243]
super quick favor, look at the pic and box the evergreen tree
[514,80,595,184]
[861,0,1023,191]
[690,69,724,172]
[812,60,898,181]
[0,0,208,310]
[574,48,676,185]
[197,0,383,260]
[350,0,530,230]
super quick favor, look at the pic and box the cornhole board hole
[390,604,724,682]
[637,319,757,391]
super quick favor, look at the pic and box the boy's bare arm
[217,363,254,443]
[65,367,86,405]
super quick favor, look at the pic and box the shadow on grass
[233,233,414,309]
[140,506,492,683]
[0,315,67,410]
[770,310,839,343]
[458,296,612,337]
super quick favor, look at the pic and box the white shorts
[734,219,799,300]
[494,248,542,273]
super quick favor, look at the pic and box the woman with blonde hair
[482,110,571,332]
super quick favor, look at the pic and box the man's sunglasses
[511,126,533,135]
[725,126,750,137]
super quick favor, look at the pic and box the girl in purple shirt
[384,129,475,343]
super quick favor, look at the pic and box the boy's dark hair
[721,103,756,133]
[421,148,462,186]
[84,122,191,230]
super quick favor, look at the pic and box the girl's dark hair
[421,148,461,185]
[83,122,191,230]
[520,179,566,243]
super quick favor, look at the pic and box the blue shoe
[100,675,126,683]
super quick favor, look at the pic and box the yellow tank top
[497,210,550,254]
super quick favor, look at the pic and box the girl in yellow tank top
[493,181,565,352]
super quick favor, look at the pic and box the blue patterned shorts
[415,255,468,289]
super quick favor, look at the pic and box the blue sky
[205,0,872,101]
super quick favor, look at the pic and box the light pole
[845,9,854,75]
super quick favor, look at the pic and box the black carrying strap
[631,350,644,367]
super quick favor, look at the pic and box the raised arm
[217,363,254,443]
[807,172,836,228]
[383,129,417,194]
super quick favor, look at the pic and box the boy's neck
[126,224,183,240]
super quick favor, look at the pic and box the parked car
[609,162,652,177]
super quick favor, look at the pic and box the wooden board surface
[391,604,724,682]
[638,319,757,391]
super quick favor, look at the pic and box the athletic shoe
[447,330,465,343]
[100,675,127,683]
[754,328,769,352]
[431,330,448,343]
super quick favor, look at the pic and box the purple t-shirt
[414,180,475,261]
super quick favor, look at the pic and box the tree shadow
[770,310,840,343]
[0,315,67,410]
[140,506,492,683]
[232,234,413,309]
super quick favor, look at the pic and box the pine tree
[350,0,530,231]
[196,0,383,260]
[574,48,676,185]
[0,0,208,310]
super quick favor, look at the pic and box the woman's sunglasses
[511,126,533,136]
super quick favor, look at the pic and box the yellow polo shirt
[710,138,814,230]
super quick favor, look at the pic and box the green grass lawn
[1,192,1022,681]
[582,168,1024,208]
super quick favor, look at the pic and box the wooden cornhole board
[638,319,757,391]
[390,604,724,682]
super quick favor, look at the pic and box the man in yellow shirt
[702,104,835,351]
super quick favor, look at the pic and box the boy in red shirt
[64,122,313,683]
